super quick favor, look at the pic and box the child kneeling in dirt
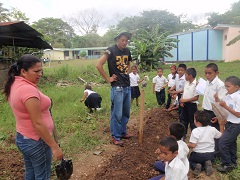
[150,136,188,180]
[80,84,102,113]
[187,110,224,176]
[150,122,189,180]
[166,94,179,112]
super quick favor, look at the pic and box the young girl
[166,64,177,109]
[80,84,102,113]
[129,65,142,106]
[215,76,240,173]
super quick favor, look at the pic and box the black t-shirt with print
[105,44,132,87]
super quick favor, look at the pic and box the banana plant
[130,25,178,71]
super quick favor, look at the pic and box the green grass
[0,59,240,178]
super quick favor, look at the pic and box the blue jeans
[219,122,240,166]
[110,86,131,141]
[16,132,52,180]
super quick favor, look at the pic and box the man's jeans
[110,86,131,141]
[16,132,52,180]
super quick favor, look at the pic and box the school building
[164,24,240,62]
[43,47,107,61]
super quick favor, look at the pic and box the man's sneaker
[122,133,134,139]
[194,163,202,176]
[217,165,234,173]
[205,160,213,176]
[111,137,123,146]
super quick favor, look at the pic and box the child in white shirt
[150,136,188,180]
[216,76,240,173]
[166,65,177,109]
[152,67,168,106]
[129,65,142,106]
[80,84,102,113]
[188,110,224,176]
[151,122,189,180]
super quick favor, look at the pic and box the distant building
[43,47,107,60]
[164,24,240,62]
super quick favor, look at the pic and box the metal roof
[0,21,52,49]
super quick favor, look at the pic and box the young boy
[180,68,199,136]
[152,68,168,106]
[150,136,188,180]
[151,122,189,180]
[216,76,240,173]
[202,63,227,158]
[188,110,224,176]
[170,64,187,120]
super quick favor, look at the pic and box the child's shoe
[193,163,202,176]
[205,160,213,176]
[217,164,233,173]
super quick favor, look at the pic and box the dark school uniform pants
[181,102,197,134]
[155,89,165,106]
[219,122,240,166]
[189,151,214,170]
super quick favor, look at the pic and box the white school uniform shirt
[175,74,186,93]
[165,156,188,180]
[177,140,189,172]
[129,72,140,87]
[223,91,240,124]
[152,75,168,92]
[189,126,222,153]
[168,73,176,88]
[84,89,95,97]
[202,76,226,111]
[182,79,198,103]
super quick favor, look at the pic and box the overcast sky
[2,0,239,34]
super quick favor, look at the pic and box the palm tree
[0,3,10,22]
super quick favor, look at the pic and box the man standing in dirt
[96,32,133,146]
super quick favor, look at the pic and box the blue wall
[164,29,223,62]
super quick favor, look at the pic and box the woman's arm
[25,97,63,160]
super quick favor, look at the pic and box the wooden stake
[139,89,144,144]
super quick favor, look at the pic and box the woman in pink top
[3,54,63,179]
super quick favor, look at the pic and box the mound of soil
[95,108,178,179]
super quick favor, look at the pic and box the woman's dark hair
[3,54,41,99]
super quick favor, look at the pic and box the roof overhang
[0,21,52,49]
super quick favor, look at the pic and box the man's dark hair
[205,63,218,72]
[178,63,187,70]
[225,76,240,87]
[194,110,211,126]
[186,68,197,78]
[158,67,163,71]
[160,136,178,153]
[169,122,185,140]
